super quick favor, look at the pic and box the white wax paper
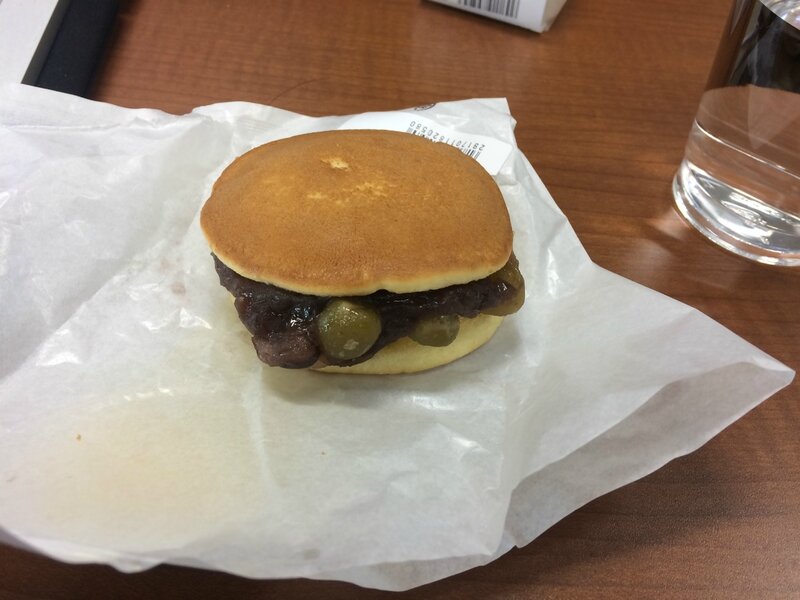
[0,84,793,591]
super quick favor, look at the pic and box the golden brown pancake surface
[200,129,513,296]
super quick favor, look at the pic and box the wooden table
[4,0,799,597]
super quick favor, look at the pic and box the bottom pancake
[313,314,503,375]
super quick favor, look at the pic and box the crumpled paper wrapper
[0,84,793,591]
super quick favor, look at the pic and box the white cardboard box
[428,0,568,32]
[0,0,69,84]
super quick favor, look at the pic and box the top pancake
[200,130,513,296]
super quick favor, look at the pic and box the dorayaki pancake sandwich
[200,129,525,374]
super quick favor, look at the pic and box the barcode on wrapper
[340,111,513,176]
[457,0,520,19]
[405,120,486,164]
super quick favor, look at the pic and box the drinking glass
[673,0,800,265]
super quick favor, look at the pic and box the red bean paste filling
[212,254,519,369]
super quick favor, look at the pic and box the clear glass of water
[673,0,800,266]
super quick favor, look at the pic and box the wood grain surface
[3,0,799,598]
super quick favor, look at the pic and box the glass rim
[762,0,800,27]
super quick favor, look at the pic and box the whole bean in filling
[212,254,524,369]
